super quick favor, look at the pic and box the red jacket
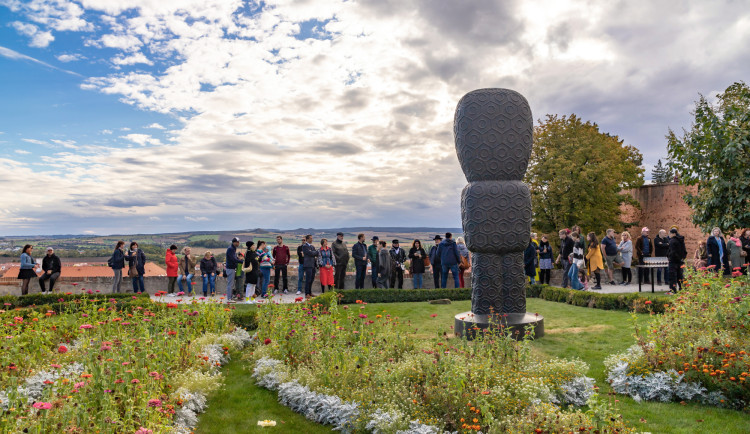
[272,245,290,266]
[165,249,178,277]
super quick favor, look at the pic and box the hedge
[0,292,151,308]
[526,284,672,313]
[335,288,472,304]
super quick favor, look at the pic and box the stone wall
[621,183,705,253]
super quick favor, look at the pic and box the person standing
[531,232,540,281]
[109,241,126,294]
[538,235,553,285]
[19,244,38,295]
[389,240,406,289]
[524,237,538,285]
[635,227,653,284]
[244,241,259,301]
[618,232,633,285]
[200,251,218,297]
[654,229,671,286]
[377,241,391,288]
[234,252,245,301]
[567,232,585,290]
[706,227,730,275]
[600,229,621,285]
[740,229,750,275]
[39,247,61,294]
[438,232,461,288]
[318,238,336,292]
[368,236,380,288]
[256,241,274,297]
[272,236,290,294]
[693,240,708,269]
[332,232,350,290]
[429,235,443,289]
[585,232,604,289]
[296,239,306,295]
[225,237,241,302]
[408,239,427,289]
[668,228,687,292]
[177,247,197,295]
[301,235,318,297]
[127,242,147,294]
[456,237,471,288]
[727,230,744,274]
[165,245,178,295]
[557,230,575,288]
[352,234,368,289]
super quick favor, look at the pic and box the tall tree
[667,81,750,232]
[526,114,644,235]
[651,159,670,184]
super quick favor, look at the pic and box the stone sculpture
[453,88,544,339]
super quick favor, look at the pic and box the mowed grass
[214,299,750,434]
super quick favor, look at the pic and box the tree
[526,114,644,235]
[651,159,671,184]
[667,82,750,232]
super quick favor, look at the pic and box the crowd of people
[13,227,750,298]
[523,226,750,292]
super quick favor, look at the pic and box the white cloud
[112,52,152,66]
[185,216,209,222]
[0,45,82,76]
[22,138,48,145]
[50,139,78,149]
[145,122,165,129]
[101,129,113,134]
[15,150,31,155]
[57,53,84,62]
[121,133,162,146]
[11,21,54,47]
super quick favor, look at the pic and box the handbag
[423,257,431,267]
[128,263,138,278]
[459,255,469,270]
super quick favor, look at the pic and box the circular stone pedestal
[454,311,544,340]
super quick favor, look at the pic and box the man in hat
[367,236,379,288]
[39,247,61,294]
[352,233,369,289]
[389,239,406,289]
[635,227,653,284]
[429,235,443,288]
[332,232,350,289]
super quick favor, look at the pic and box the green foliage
[651,159,672,184]
[335,288,472,304]
[526,284,671,313]
[0,291,150,308]
[667,81,750,232]
[526,114,644,235]
[230,309,259,330]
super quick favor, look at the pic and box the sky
[0,0,748,236]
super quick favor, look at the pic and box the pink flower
[148,399,162,408]
[135,428,153,434]
[131,379,140,384]
[81,314,89,318]
[32,402,52,410]
[359,314,368,319]
[79,324,93,330]
[58,345,68,354]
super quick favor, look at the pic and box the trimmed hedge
[0,292,151,308]
[526,284,672,313]
[336,288,472,304]
[230,310,259,330]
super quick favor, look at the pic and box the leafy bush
[230,310,259,330]
[605,268,750,410]
[0,291,150,308]
[335,288,471,304]
[527,284,671,313]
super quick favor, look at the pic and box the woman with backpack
[244,241,259,302]
[109,241,126,294]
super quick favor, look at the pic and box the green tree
[526,114,644,235]
[651,159,671,184]
[667,81,750,232]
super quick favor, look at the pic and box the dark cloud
[311,141,362,155]
[336,88,369,111]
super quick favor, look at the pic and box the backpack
[107,255,115,268]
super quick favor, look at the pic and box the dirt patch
[546,324,613,334]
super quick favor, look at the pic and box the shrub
[335,288,471,304]
[230,310,258,330]
[0,292,150,308]
[527,284,671,313]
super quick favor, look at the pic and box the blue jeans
[202,274,216,295]
[355,262,367,289]
[371,262,378,287]
[656,267,669,284]
[260,267,271,296]
[297,264,305,292]
[177,274,194,294]
[412,273,423,289]
[132,274,145,293]
[441,264,460,288]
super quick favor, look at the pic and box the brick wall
[621,183,705,253]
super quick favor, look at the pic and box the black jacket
[200,257,218,275]
[127,249,147,275]
[390,247,407,267]
[524,242,537,277]
[538,241,552,259]
[654,235,670,257]
[408,247,427,274]
[667,235,687,264]
[244,249,259,283]
[42,254,61,274]
[301,243,318,268]
[111,248,126,270]
[741,236,750,260]
[352,242,368,265]
[560,237,574,258]
[706,236,730,275]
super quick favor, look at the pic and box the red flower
[430,314,438,318]
[264,338,272,345]
[58,345,68,353]
[644,301,652,305]
[294,297,303,302]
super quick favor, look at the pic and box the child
[579,268,589,290]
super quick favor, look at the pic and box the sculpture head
[454,88,533,182]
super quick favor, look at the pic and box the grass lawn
[215,299,750,434]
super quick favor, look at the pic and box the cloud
[11,21,54,47]
[120,133,162,146]
[112,52,152,66]
[185,216,209,222]
[15,150,31,155]
[22,138,48,145]
[0,45,82,76]
[57,53,85,62]
[145,123,165,129]
[101,129,113,134]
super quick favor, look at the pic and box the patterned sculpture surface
[455,88,533,315]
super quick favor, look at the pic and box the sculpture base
[454,311,544,340]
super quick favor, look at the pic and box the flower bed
[248,298,632,433]
[0,294,252,432]
[604,269,750,410]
